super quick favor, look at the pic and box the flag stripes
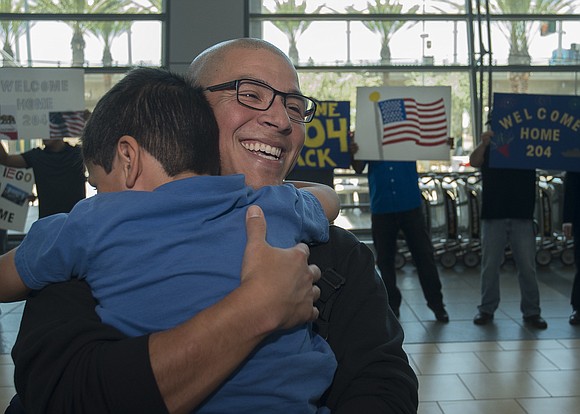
[378,98,448,147]
[49,111,86,138]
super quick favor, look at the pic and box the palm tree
[491,0,575,91]
[90,20,132,67]
[33,0,120,66]
[89,0,160,69]
[86,3,136,67]
[263,0,324,64]
[346,0,419,65]
[0,0,28,66]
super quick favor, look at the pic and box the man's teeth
[242,142,282,159]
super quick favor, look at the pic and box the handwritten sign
[490,92,580,172]
[355,86,451,161]
[0,68,85,140]
[0,165,34,231]
[293,101,351,170]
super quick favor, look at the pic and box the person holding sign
[562,171,580,325]
[470,129,547,329]
[351,141,448,323]
[0,138,86,218]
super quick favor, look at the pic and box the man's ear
[117,135,141,189]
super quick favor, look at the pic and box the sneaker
[523,315,548,330]
[473,312,494,325]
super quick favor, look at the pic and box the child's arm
[286,180,340,222]
[0,249,31,302]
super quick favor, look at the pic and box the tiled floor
[0,253,578,413]
[399,256,580,414]
[0,301,22,412]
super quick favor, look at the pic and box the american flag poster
[0,68,84,140]
[355,86,451,161]
[49,110,87,138]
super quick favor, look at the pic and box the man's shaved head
[187,38,295,86]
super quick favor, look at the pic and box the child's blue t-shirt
[15,174,336,413]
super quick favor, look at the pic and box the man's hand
[470,130,494,168]
[481,130,493,146]
[241,205,321,331]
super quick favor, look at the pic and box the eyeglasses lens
[237,80,314,123]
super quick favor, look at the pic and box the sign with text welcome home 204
[0,68,85,141]
[489,92,580,172]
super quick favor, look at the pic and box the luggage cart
[419,173,461,269]
[460,171,483,268]
[535,172,567,266]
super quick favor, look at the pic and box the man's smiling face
[202,46,305,189]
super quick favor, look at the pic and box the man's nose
[262,96,292,131]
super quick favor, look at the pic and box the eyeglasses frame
[205,78,317,124]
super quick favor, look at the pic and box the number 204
[526,145,551,158]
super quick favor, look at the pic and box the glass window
[7,20,162,68]
[480,19,580,66]
[1,0,164,68]
[261,19,470,67]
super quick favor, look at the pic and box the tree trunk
[71,28,85,66]
[289,40,299,65]
[380,41,391,64]
[380,41,391,85]
[2,41,14,67]
[508,72,530,93]
[102,46,113,67]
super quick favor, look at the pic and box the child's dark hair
[81,67,220,176]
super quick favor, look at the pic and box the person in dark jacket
[10,38,419,414]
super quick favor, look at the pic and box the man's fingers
[243,209,321,324]
[312,283,320,303]
[310,268,321,321]
[311,306,320,320]
[309,264,321,283]
[293,242,310,256]
[245,205,266,246]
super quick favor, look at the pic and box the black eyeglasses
[206,78,317,124]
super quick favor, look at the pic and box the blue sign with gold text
[490,93,580,172]
[294,101,351,170]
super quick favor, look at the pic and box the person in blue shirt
[0,67,339,413]
[352,143,448,322]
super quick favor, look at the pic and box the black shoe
[523,315,548,330]
[570,310,580,326]
[428,304,449,323]
[433,309,449,323]
[473,312,494,325]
